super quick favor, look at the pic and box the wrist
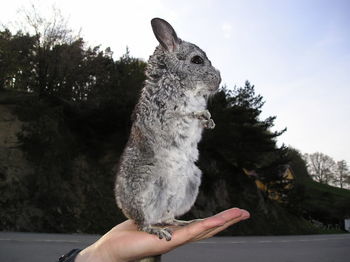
[75,241,118,262]
[74,245,101,262]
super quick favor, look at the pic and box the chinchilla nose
[216,69,222,85]
[213,68,221,89]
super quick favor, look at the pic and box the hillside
[1,89,349,235]
[287,149,350,229]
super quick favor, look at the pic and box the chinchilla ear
[151,18,180,52]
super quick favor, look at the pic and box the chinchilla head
[147,18,221,97]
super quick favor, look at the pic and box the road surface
[0,232,349,262]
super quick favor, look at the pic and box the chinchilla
[115,17,221,261]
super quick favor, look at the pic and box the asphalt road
[0,232,349,262]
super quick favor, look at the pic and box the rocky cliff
[0,104,33,181]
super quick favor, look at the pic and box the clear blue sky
[1,0,350,164]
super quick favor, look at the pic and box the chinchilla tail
[138,255,162,262]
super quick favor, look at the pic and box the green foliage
[0,169,43,231]
[0,27,147,232]
[0,26,147,104]
[1,49,147,233]
[0,29,36,90]
[203,82,287,170]
[3,95,129,233]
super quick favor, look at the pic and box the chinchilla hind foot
[142,225,173,241]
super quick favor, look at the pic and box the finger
[209,209,250,233]
[193,213,249,241]
[169,215,227,246]
[191,209,249,241]
[171,208,245,245]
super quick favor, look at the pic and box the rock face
[0,105,33,184]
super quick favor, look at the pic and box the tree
[303,152,336,184]
[0,29,36,91]
[21,5,80,96]
[334,160,350,189]
[345,175,350,189]
[0,6,126,102]
[203,81,287,170]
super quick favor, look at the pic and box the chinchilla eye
[191,55,204,64]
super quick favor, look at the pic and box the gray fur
[115,18,221,241]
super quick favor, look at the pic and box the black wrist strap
[58,249,81,262]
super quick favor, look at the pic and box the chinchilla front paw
[192,110,211,120]
[203,119,215,129]
[192,110,215,129]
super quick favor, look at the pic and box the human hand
[75,208,250,262]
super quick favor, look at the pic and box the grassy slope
[301,178,350,221]
[290,149,350,231]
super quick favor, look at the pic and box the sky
[1,0,350,164]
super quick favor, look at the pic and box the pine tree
[204,80,287,170]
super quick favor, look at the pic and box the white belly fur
[143,120,203,224]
